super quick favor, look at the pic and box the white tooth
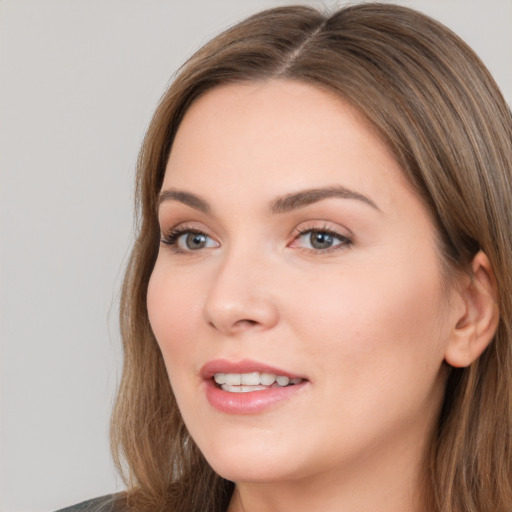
[241,372,260,385]
[290,378,302,385]
[241,385,267,392]
[224,374,242,385]
[222,384,268,393]
[222,384,243,392]
[276,376,290,386]
[214,373,227,385]
[260,372,276,385]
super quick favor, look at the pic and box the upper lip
[200,359,306,380]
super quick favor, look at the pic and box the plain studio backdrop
[0,0,510,511]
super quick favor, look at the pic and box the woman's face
[147,80,462,485]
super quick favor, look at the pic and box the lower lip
[204,379,307,414]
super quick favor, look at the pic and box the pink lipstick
[200,359,308,414]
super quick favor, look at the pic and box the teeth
[260,372,276,385]
[213,373,227,385]
[276,376,290,386]
[221,384,268,393]
[213,372,302,389]
[241,372,260,385]
[224,374,241,385]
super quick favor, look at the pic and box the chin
[196,434,312,484]
[208,458,296,484]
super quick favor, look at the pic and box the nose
[202,251,279,335]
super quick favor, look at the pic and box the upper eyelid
[161,225,214,239]
[292,220,354,238]
[292,228,352,243]
[160,220,212,234]
[160,223,207,238]
[156,203,216,233]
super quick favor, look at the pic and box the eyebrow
[157,185,380,214]
[158,189,210,213]
[269,185,380,214]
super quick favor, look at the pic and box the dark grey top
[56,495,120,512]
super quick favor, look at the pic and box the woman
[60,3,512,511]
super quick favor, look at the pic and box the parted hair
[111,4,512,512]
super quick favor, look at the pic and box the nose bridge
[202,241,279,334]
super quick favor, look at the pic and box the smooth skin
[147,80,498,512]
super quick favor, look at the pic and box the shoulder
[55,494,127,512]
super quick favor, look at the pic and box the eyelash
[160,225,353,254]
[292,226,353,254]
[160,225,213,253]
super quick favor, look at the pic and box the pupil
[186,233,206,249]
[311,231,333,249]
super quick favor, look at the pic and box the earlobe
[444,251,499,368]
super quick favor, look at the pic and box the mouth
[213,371,304,393]
[200,359,308,412]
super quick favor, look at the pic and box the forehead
[163,80,409,210]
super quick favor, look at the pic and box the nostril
[234,319,259,327]
[208,318,260,332]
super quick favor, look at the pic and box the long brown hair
[111,4,512,511]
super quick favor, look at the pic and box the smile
[214,372,304,392]
[201,359,309,413]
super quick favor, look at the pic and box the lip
[200,359,309,415]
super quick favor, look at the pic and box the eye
[161,228,219,252]
[179,232,213,250]
[292,228,352,252]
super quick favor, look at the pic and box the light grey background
[1,1,510,511]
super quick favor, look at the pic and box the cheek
[284,259,450,455]
[289,254,449,385]
[147,263,210,422]
[147,263,202,367]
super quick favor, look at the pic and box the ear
[444,251,499,368]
